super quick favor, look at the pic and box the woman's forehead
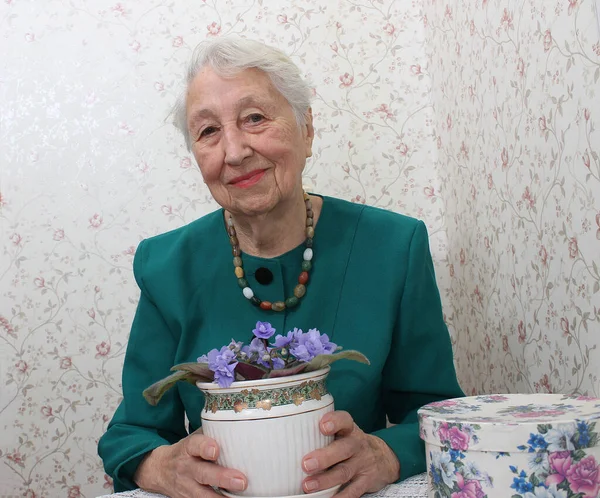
[189,67,277,100]
[186,67,287,118]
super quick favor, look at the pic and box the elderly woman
[98,37,463,497]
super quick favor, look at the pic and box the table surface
[97,473,429,498]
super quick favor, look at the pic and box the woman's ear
[304,108,314,158]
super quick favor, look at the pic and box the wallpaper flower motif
[424,0,600,397]
[1,0,599,496]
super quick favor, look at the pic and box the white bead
[303,248,313,261]
[242,287,254,299]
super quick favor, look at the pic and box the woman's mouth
[229,169,266,188]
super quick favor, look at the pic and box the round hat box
[418,394,600,498]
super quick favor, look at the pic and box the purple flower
[273,328,303,348]
[256,348,285,370]
[197,354,208,363]
[290,328,337,362]
[242,337,267,359]
[213,362,237,387]
[290,343,313,362]
[271,357,285,369]
[314,330,337,354]
[207,346,236,368]
[206,346,238,388]
[256,349,286,369]
[252,321,276,340]
[228,339,243,352]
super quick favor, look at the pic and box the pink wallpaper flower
[425,0,600,396]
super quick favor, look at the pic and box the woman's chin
[227,192,281,218]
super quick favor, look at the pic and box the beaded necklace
[227,192,314,312]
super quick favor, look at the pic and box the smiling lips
[229,169,266,188]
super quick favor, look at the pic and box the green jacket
[98,195,463,492]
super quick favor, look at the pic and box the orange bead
[260,301,272,310]
[234,267,244,278]
[298,271,309,285]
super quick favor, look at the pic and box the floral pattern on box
[427,421,495,498]
[509,422,600,498]
[421,395,600,498]
[421,395,600,439]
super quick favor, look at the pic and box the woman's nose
[222,126,252,166]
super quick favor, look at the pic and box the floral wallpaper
[424,0,600,396]
[0,0,598,496]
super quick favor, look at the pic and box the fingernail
[304,458,319,472]
[305,480,319,491]
[229,478,246,491]
[323,421,335,433]
[204,445,217,460]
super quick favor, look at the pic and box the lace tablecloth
[97,473,429,498]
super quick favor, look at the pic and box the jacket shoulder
[325,196,422,239]
[133,209,223,287]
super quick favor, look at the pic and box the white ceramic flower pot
[197,367,335,498]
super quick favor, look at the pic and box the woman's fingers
[302,436,358,475]
[301,410,399,496]
[175,477,225,498]
[193,461,248,492]
[179,434,247,492]
[303,457,358,493]
[182,433,219,461]
[319,410,355,437]
[335,476,372,498]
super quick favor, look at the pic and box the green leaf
[143,370,202,406]
[267,362,309,378]
[304,350,370,372]
[440,481,454,496]
[170,362,214,379]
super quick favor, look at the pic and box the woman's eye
[200,126,217,138]
[247,113,264,123]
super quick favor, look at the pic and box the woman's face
[186,66,314,217]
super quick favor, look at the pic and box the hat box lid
[418,394,600,453]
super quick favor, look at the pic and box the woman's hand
[134,430,248,498]
[302,411,400,498]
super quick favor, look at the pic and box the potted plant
[144,322,369,498]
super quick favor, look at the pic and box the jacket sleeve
[98,240,188,492]
[371,221,464,480]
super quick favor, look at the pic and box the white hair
[171,37,313,151]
